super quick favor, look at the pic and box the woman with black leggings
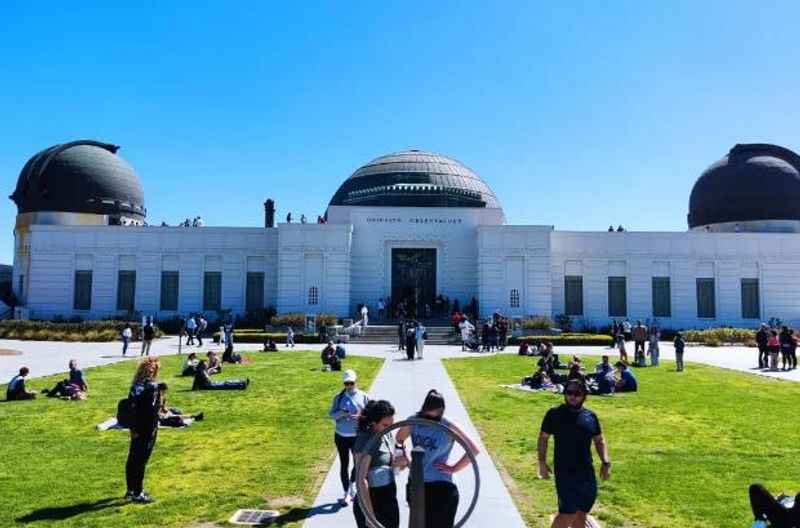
[353,399,403,528]
[395,389,481,528]
[328,369,369,506]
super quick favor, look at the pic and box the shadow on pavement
[268,502,343,525]
[16,497,125,522]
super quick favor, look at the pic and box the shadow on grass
[268,502,342,525]
[16,497,125,522]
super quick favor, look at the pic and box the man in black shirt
[538,379,610,528]
[756,323,769,369]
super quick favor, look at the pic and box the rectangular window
[203,271,222,311]
[696,278,716,318]
[73,271,92,310]
[160,271,179,311]
[308,286,319,305]
[741,278,760,319]
[564,276,583,316]
[652,277,671,317]
[116,271,136,311]
[509,289,520,308]
[608,276,627,317]
[246,272,265,311]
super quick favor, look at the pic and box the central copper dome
[329,150,502,209]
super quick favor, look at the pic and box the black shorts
[555,473,597,514]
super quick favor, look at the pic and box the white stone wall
[550,231,800,329]
[276,223,352,317]
[477,225,553,319]
[24,225,279,320]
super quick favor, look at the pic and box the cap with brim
[343,370,357,383]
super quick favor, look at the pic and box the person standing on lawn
[286,325,295,347]
[632,321,647,367]
[673,332,686,372]
[141,321,155,356]
[329,369,370,506]
[125,357,162,503]
[538,379,611,528]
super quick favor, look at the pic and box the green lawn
[0,352,382,527]
[444,355,800,528]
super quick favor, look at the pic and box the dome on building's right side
[688,143,800,231]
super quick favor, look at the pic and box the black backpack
[116,397,135,428]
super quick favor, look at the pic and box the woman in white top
[328,369,370,505]
[121,325,133,356]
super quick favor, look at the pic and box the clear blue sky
[1,1,799,264]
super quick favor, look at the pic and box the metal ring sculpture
[355,417,481,528]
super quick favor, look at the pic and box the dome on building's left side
[10,140,146,220]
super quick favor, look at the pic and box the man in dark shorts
[538,379,611,527]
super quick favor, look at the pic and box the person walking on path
[286,325,295,348]
[352,399,403,528]
[395,389,481,528]
[361,304,369,327]
[673,332,686,372]
[121,324,132,356]
[538,379,611,528]
[377,298,386,321]
[416,322,426,359]
[196,316,207,347]
[647,325,660,367]
[329,369,370,506]
[141,322,155,356]
[756,323,769,369]
[185,316,197,346]
[405,324,417,360]
[125,357,162,503]
[397,320,406,351]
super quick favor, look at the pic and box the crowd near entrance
[390,248,436,319]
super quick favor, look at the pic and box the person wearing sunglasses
[328,369,370,506]
[538,379,610,528]
[395,389,480,528]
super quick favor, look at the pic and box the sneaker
[124,491,134,500]
[130,492,154,504]
[337,496,348,507]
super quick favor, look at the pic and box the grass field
[444,355,800,528]
[0,351,382,528]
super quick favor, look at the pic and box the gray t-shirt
[353,429,395,488]
[409,415,455,483]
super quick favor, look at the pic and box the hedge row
[509,333,613,347]
[681,327,757,347]
[213,332,321,344]
[0,320,163,342]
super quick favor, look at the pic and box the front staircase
[347,324,457,345]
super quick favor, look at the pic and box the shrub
[520,316,554,330]
[236,307,278,329]
[510,333,612,347]
[554,314,572,331]
[0,320,164,342]
[269,312,338,329]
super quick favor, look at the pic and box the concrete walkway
[303,343,528,528]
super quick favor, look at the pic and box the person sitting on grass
[567,356,586,383]
[592,355,615,395]
[525,368,556,390]
[263,338,278,352]
[222,343,243,364]
[181,353,200,376]
[518,341,531,356]
[322,341,342,371]
[336,341,347,360]
[191,361,249,391]
[614,362,638,392]
[749,483,800,527]
[42,359,88,399]
[206,351,222,375]
[6,367,36,400]
[157,382,203,426]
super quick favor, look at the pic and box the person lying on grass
[157,382,203,426]
[191,360,249,391]
[6,366,36,400]
[263,338,278,352]
[42,359,88,399]
[206,351,222,375]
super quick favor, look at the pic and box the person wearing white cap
[329,369,370,506]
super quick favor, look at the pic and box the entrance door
[391,248,436,318]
